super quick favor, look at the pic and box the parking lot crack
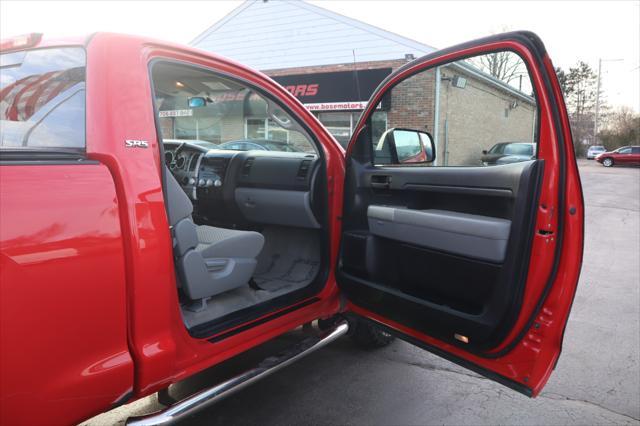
[539,392,640,422]
[586,203,639,212]
[379,354,485,382]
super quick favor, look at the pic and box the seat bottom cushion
[195,225,264,259]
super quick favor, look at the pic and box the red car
[0,32,584,426]
[596,146,640,167]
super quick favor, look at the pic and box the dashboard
[163,141,322,229]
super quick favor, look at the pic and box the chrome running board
[126,321,349,426]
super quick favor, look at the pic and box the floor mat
[254,226,321,292]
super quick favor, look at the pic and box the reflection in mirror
[376,128,435,164]
[369,50,537,167]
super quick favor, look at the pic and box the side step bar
[126,321,349,426]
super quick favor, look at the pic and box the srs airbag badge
[125,140,149,148]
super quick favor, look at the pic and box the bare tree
[558,61,598,154]
[599,106,640,150]
[472,51,525,85]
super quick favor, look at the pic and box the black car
[481,142,536,166]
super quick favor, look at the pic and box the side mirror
[482,149,488,155]
[379,128,435,164]
[188,97,207,108]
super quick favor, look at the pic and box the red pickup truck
[0,32,583,425]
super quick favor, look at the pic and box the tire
[317,316,341,331]
[603,157,614,167]
[349,319,395,349]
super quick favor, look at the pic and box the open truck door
[337,32,584,397]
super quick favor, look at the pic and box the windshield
[590,146,605,152]
[151,62,316,154]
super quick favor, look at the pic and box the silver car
[587,145,606,159]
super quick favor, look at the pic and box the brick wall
[386,68,436,134]
[436,66,536,166]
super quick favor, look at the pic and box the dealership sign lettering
[272,68,392,107]
[284,84,319,97]
[304,101,369,111]
[159,109,193,118]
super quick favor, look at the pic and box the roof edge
[190,0,254,45]
[296,1,437,53]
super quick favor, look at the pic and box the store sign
[304,101,369,111]
[272,68,392,109]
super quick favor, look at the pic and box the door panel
[340,158,543,350]
[338,31,584,396]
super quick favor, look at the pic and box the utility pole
[594,58,623,145]
[594,59,602,145]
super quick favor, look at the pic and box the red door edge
[339,31,585,396]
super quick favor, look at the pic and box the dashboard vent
[241,157,255,177]
[296,160,312,180]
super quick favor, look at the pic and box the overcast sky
[1,0,638,112]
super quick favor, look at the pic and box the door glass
[152,62,316,153]
[369,51,537,167]
[0,47,86,150]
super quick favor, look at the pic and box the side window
[370,51,537,167]
[151,62,317,154]
[632,147,640,154]
[618,147,632,154]
[0,48,86,150]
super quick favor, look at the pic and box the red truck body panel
[0,31,583,424]
[0,164,133,425]
[0,33,344,425]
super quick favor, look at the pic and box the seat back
[164,166,211,300]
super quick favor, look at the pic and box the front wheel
[603,157,614,167]
[349,319,395,349]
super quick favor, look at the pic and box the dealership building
[190,0,536,165]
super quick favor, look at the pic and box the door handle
[370,175,391,189]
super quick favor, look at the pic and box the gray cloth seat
[195,226,263,259]
[165,166,264,300]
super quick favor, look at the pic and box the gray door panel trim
[367,206,511,262]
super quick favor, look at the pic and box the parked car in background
[586,145,606,159]
[596,146,640,167]
[218,138,302,152]
[481,142,536,166]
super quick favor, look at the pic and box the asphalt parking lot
[85,159,640,426]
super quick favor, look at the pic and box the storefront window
[316,111,387,148]
[317,112,351,147]
[245,118,289,142]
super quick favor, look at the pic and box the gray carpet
[181,226,321,328]
[253,226,321,292]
